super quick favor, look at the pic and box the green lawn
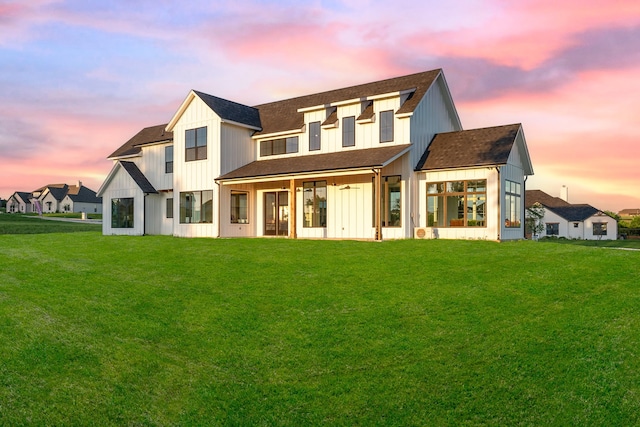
[0,213,101,234]
[1,231,639,425]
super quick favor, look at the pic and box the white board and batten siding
[171,96,220,238]
[139,143,173,192]
[409,74,462,170]
[418,168,501,240]
[101,166,145,236]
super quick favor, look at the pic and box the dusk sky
[1,0,639,212]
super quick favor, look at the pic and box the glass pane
[196,146,207,160]
[387,178,401,227]
[202,190,213,223]
[427,182,444,194]
[186,147,196,162]
[265,193,276,234]
[260,141,271,156]
[273,139,286,155]
[467,194,486,226]
[196,127,207,147]
[185,129,195,149]
[310,122,320,151]
[447,181,464,193]
[427,195,445,227]
[467,180,486,193]
[343,116,355,147]
[316,182,327,227]
[447,195,464,226]
[286,136,298,153]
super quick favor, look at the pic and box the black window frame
[342,116,355,147]
[303,181,327,228]
[166,198,173,219]
[165,145,174,173]
[185,127,207,162]
[593,222,608,236]
[309,121,321,151]
[179,190,213,224]
[546,223,559,236]
[111,197,134,228]
[260,136,299,157]
[379,110,394,143]
[230,191,249,224]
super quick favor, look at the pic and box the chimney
[560,185,568,202]
[77,180,82,188]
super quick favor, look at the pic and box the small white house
[525,189,618,240]
[6,191,33,213]
[99,69,534,240]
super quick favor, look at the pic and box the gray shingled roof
[252,69,441,136]
[416,124,522,171]
[16,191,32,203]
[120,161,158,194]
[193,91,262,129]
[525,190,571,209]
[67,186,102,203]
[108,124,173,159]
[546,205,599,222]
[218,144,411,181]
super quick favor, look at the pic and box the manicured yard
[1,230,639,425]
[0,213,101,234]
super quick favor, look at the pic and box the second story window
[380,110,394,143]
[185,127,207,162]
[342,116,355,147]
[165,145,173,173]
[260,136,299,156]
[309,121,321,151]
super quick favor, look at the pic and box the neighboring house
[98,69,534,240]
[6,191,33,213]
[60,183,103,213]
[33,184,69,213]
[525,189,617,240]
[618,208,640,226]
[6,183,102,214]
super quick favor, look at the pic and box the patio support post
[289,178,297,239]
[374,169,382,241]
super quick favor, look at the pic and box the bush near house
[1,235,639,425]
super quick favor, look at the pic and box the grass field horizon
[1,220,639,424]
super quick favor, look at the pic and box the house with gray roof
[525,189,617,240]
[6,191,34,213]
[98,69,534,240]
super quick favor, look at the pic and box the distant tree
[604,210,620,221]
[630,216,640,228]
[526,203,545,239]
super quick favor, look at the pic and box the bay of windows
[427,180,486,227]
[185,127,207,161]
[231,191,248,224]
[303,181,327,227]
[111,198,134,228]
[505,180,522,228]
[180,190,213,223]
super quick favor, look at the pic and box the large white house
[98,69,534,240]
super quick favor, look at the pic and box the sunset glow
[1,0,639,212]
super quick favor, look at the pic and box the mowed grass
[1,232,639,425]
[0,213,101,234]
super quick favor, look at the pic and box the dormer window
[185,127,207,161]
